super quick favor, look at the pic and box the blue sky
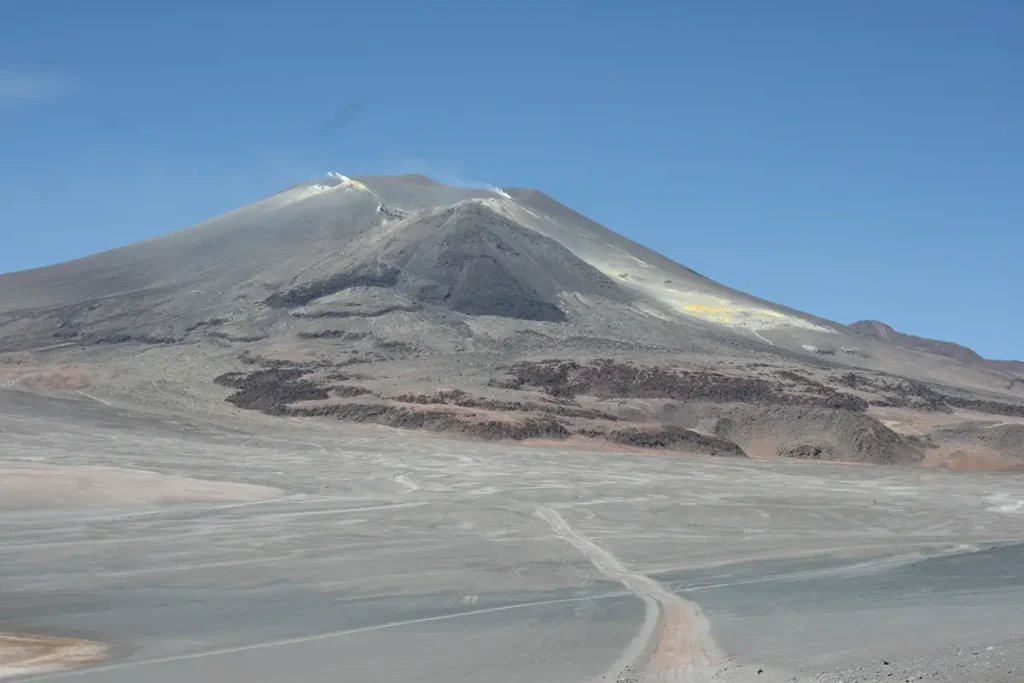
[2,1,1021,358]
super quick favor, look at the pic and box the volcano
[2,174,1022,466]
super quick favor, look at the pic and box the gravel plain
[2,388,1023,682]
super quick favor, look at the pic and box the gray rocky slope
[1,174,1022,465]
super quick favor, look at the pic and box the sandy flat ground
[0,634,107,679]
[0,465,280,511]
[2,388,1024,682]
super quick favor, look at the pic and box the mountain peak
[3,174,1024,467]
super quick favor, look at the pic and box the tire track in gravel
[535,506,722,682]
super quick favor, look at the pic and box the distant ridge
[849,320,1023,375]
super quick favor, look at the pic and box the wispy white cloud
[0,69,68,102]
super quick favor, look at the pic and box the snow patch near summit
[327,171,370,192]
